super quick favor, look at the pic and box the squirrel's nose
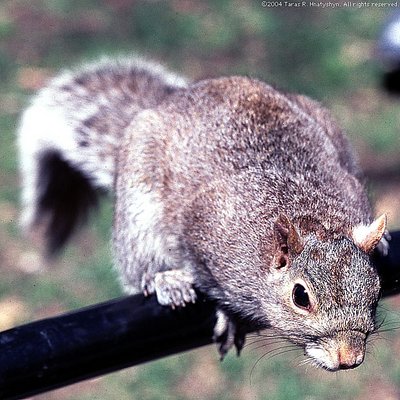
[337,345,364,370]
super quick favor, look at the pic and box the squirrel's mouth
[304,331,366,371]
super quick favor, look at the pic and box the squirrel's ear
[352,214,387,254]
[273,215,304,268]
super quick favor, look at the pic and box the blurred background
[1,1,400,399]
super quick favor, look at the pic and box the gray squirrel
[18,56,388,371]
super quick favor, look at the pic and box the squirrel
[18,56,388,371]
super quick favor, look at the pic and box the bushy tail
[18,56,188,255]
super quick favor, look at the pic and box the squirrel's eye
[292,283,311,311]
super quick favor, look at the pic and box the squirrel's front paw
[142,269,197,308]
[213,309,246,360]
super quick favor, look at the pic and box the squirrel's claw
[213,309,246,359]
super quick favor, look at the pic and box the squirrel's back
[18,57,187,254]
[135,77,372,246]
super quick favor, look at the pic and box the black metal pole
[0,231,399,400]
[374,230,400,296]
[0,293,217,400]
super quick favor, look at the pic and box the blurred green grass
[1,1,400,399]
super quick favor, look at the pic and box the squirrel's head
[262,214,386,371]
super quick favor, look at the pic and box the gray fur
[19,58,384,370]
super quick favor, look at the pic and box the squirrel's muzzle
[305,330,366,371]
